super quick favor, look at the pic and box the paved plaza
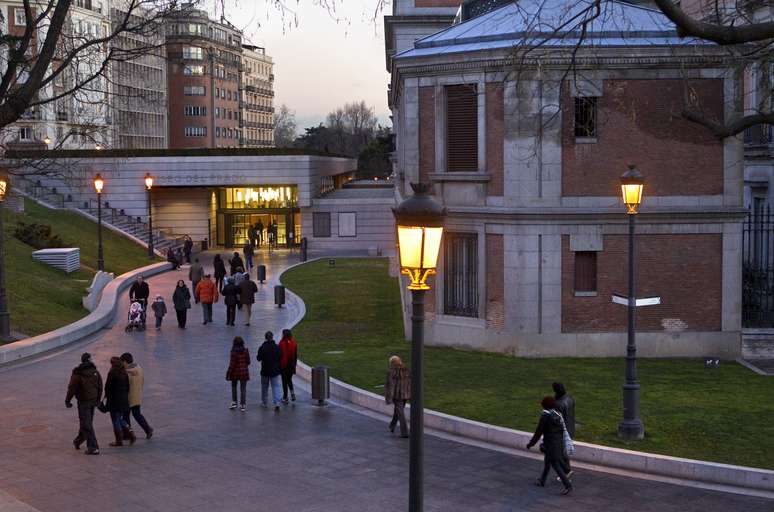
[0,252,772,512]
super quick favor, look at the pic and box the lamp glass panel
[94,178,104,193]
[0,179,7,199]
[621,183,643,207]
[145,176,153,189]
[421,226,443,269]
[397,226,424,269]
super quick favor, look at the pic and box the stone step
[741,332,774,358]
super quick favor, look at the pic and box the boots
[109,429,123,447]
[122,427,136,445]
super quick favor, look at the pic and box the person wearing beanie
[65,353,103,455]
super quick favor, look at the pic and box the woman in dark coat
[526,396,572,494]
[213,254,227,292]
[172,280,191,328]
[221,277,240,326]
[229,252,244,276]
[226,337,250,411]
[104,356,135,447]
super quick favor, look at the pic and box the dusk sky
[211,0,392,132]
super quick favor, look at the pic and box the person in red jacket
[226,336,250,411]
[195,274,218,325]
[279,329,298,404]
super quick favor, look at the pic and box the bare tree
[343,100,377,147]
[273,103,297,147]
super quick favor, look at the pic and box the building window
[184,106,206,116]
[184,65,204,76]
[19,126,32,140]
[338,213,356,237]
[227,90,232,101]
[446,84,478,172]
[182,46,203,60]
[313,212,331,238]
[574,97,597,138]
[184,126,207,137]
[14,8,25,26]
[215,127,220,137]
[184,85,205,96]
[444,232,478,317]
[215,107,220,118]
[574,251,597,294]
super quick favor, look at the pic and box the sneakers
[240,404,246,412]
[146,428,154,440]
[282,398,289,405]
[291,393,296,402]
[229,402,238,410]
[556,471,574,483]
[560,486,573,496]
[84,448,100,455]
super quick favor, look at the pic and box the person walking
[256,219,264,246]
[553,381,576,477]
[129,276,149,309]
[257,331,282,411]
[243,240,254,272]
[172,280,192,328]
[229,252,244,276]
[279,329,298,404]
[150,295,167,330]
[248,224,257,248]
[238,272,258,326]
[221,277,240,326]
[65,352,102,455]
[226,336,250,411]
[526,396,572,495]
[384,355,411,438]
[166,248,180,270]
[195,274,218,325]
[104,356,136,447]
[189,258,204,303]
[120,353,153,439]
[183,236,193,264]
[213,254,227,293]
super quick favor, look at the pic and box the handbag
[556,412,575,456]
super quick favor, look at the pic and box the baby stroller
[125,300,146,332]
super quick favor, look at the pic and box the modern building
[388,0,744,358]
[109,1,168,149]
[240,44,274,148]
[165,5,243,149]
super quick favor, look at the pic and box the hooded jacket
[66,361,103,406]
[257,340,281,377]
[172,284,191,310]
[125,363,145,407]
[196,278,219,304]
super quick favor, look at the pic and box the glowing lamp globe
[620,165,644,215]
[144,173,153,190]
[93,173,104,194]
[0,174,8,202]
[393,183,446,290]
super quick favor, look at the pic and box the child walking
[150,295,167,330]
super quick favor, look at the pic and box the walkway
[0,252,771,512]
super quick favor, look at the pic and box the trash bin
[300,237,308,262]
[257,264,266,283]
[311,366,330,406]
[201,238,208,251]
[274,285,285,308]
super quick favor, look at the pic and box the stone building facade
[389,0,745,358]
[240,45,274,148]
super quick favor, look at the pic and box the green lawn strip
[2,198,156,337]
[282,258,774,470]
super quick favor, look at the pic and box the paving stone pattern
[0,252,772,512]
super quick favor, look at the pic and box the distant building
[165,5,242,148]
[240,45,274,148]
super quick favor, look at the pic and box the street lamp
[144,173,154,258]
[393,182,445,512]
[618,164,645,441]
[0,173,10,340]
[93,173,105,271]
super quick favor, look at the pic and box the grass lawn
[282,258,774,470]
[3,198,158,337]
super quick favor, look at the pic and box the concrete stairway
[741,331,774,359]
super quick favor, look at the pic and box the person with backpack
[257,331,282,411]
[279,329,298,403]
[65,352,103,455]
[526,396,572,495]
[238,272,258,326]
[221,277,240,326]
[120,353,153,439]
[226,336,250,411]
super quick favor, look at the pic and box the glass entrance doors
[223,211,300,248]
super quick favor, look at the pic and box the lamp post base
[618,418,644,440]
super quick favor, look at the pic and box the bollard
[300,237,308,262]
[257,264,267,284]
[274,285,285,308]
[311,366,330,406]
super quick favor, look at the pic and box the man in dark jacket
[257,331,282,411]
[553,382,576,478]
[189,258,204,303]
[65,352,103,455]
[238,273,258,326]
[129,276,149,308]
[230,252,244,276]
[526,396,572,494]
[221,277,240,326]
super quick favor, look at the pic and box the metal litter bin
[200,238,208,251]
[274,285,285,308]
[257,264,266,283]
[300,237,308,262]
[311,366,330,406]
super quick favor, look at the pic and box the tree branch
[653,0,774,45]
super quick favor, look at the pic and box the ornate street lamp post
[393,182,445,512]
[618,164,645,440]
[93,173,105,271]
[145,173,154,258]
[0,174,10,340]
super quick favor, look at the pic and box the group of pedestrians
[66,352,153,455]
[225,329,298,412]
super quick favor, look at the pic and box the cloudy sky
[212,0,391,132]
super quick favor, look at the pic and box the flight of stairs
[742,332,774,359]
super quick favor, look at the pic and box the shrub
[13,221,65,249]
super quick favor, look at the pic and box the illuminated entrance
[211,186,301,248]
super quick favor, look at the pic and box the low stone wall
[0,262,171,365]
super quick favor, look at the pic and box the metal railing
[743,206,774,327]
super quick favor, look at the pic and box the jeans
[231,380,247,405]
[109,410,130,432]
[226,304,237,325]
[261,375,282,406]
[389,399,408,436]
[123,405,152,436]
[245,254,253,270]
[540,455,572,488]
[202,303,213,323]
[241,304,252,325]
[74,403,98,451]
[175,308,187,328]
[216,276,224,293]
[154,316,163,328]
[192,280,200,302]
[281,368,295,399]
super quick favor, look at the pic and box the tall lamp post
[618,164,645,440]
[393,182,445,512]
[145,173,154,258]
[0,174,10,340]
[93,173,105,271]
